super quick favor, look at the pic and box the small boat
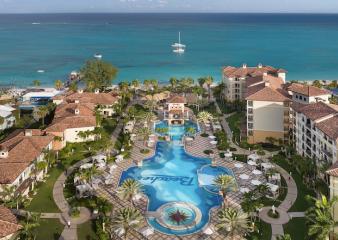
[32,22,41,25]
[172,32,185,54]
[37,70,45,73]
[94,53,102,59]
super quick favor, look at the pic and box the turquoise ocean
[1,13,338,87]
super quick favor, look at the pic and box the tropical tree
[110,207,143,240]
[277,234,292,240]
[306,194,338,240]
[241,191,263,223]
[81,59,118,90]
[54,79,63,90]
[117,179,143,205]
[136,127,152,145]
[0,185,15,203]
[213,175,236,206]
[186,127,196,137]
[69,81,78,92]
[197,111,213,132]
[216,207,250,240]
[198,77,206,87]
[150,79,158,92]
[32,80,41,87]
[131,79,140,96]
[34,106,49,126]
[143,79,151,91]
[138,111,156,126]
[145,99,157,111]
[19,212,41,240]
[169,77,178,90]
[205,76,213,101]
[312,80,322,88]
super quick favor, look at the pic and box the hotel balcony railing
[321,148,333,158]
[306,149,312,157]
[306,130,311,138]
[306,123,311,129]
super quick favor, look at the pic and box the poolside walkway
[214,101,299,240]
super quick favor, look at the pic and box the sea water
[1,13,338,86]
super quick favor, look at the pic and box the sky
[0,0,337,13]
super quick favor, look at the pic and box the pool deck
[95,124,259,239]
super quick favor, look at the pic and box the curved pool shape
[198,165,236,194]
[119,122,235,235]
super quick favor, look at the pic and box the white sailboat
[172,32,185,53]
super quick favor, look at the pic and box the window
[248,101,253,107]
[248,108,253,114]
[300,96,303,100]
[248,123,253,129]
[296,95,298,99]
[304,97,307,102]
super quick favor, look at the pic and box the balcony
[322,148,333,158]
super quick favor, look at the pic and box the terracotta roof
[167,95,186,104]
[46,115,96,133]
[223,65,286,78]
[0,205,21,238]
[315,115,338,140]
[0,130,53,184]
[293,102,337,121]
[246,86,291,102]
[287,83,331,97]
[61,91,118,105]
[54,102,95,119]
[327,161,338,177]
[169,110,184,114]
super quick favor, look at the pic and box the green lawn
[34,218,64,240]
[284,217,308,240]
[77,221,98,240]
[272,154,315,212]
[26,167,63,212]
[226,112,244,143]
[247,220,272,240]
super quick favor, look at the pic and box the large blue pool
[119,121,235,235]
[154,120,199,141]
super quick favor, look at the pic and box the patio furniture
[234,163,244,168]
[80,163,93,170]
[240,187,250,193]
[239,174,249,180]
[140,226,154,237]
[247,160,257,166]
[203,226,215,235]
[252,169,262,175]
[208,135,216,140]
[116,155,124,163]
[248,153,260,162]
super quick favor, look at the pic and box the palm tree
[84,165,102,186]
[35,106,49,126]
[143,79,151,91]
[277,234,292,240]
[213,175,236,206]
[32,80,41,87]
[150,79,158,92]
[169,77,178,90]
[69,81,78,92]
[136,127,152,146]
[54,79,63,90]
[145,99,157,111]
[197,111,213,132]
[241,191,263,223]
[205,76,213,101]
[139,111,156,126]
[306,194,338,240]
[131,79,140,97]
[19,212,41,240]
[117,179,143,205]
[110,207,143,240]
[198,77,206,87]
[0,185,15,202]
[216,207,250,240]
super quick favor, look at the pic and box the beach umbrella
[252,169,263,175]
[234,163,244,168]
[239,174,249,180]
[251,180,262,186]
[208,135,216,140]
[247,160,257,166]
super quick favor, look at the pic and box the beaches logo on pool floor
[138,175,194,186]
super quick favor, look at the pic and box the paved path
[214,101,299,240]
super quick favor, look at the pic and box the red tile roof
[293,102,337,121]
[0,130,53,184]
[46,115,96,133]
[167,95,186,104]
[287,83,331,97]
[0,206,21,238]
[223,65,286,78]
[54,102,95,119]
[246,86,291,102]
[315,115,338,140]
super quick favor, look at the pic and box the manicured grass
[247,220,272,240]
[26,166,63,213]
[77,220,98,240]
[272,154,315,212]
[226,112,244,143]
[35,218,64,240]
[284,217,308,240]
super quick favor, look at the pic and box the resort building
[0,205,21,240]
[286,83,332,104]
[46,102,97,150]
[0,105,16,131]
[291,102,338,165]
[163,95,189,125]
[245,76,291,144]
[223,63,287,101]
[0,129,53,197]
[53,88,119,117]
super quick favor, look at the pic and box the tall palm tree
[306,195,338,240]
[169,77,178,90]
[216,207,250,240]
[205,76,213,101]
[143,79,151,91]
[150,79,158,92]
[32,80,41,87]
[0,185,15,202]
[136,127,152,146]
[198,77,206,87]
[197,111,213,132]
[35,106,49,126]
[54,79,63,90]
[110,207,143,240]
[117,179,143,205]
[241,191,263,223]
[213,175,236,206]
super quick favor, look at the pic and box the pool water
[155,120,199,141]
[119,121,235,235]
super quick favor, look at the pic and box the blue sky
[0,0,337,13]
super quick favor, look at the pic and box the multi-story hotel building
[223,64,287,101]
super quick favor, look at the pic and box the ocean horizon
[1,13,338,87]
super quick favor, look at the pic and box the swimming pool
[154,120,199,141]
[119,122,235,235]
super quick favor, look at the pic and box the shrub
[204,149,214,155]
[257,150,265,156]
[71,207,80,218]
[230,147,237,152]
[201,133,209,137]
[140,149,150,154]
[219,152,225,158]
